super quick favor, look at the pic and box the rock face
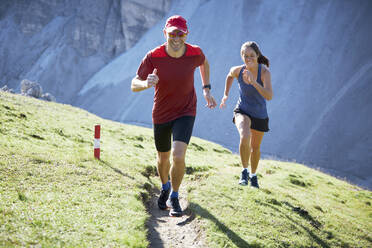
[0,0,171,102]
[1,0,372,189]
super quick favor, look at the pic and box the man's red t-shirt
[137,43,205,124]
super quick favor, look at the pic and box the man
[131,15,216,217]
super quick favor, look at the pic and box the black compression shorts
[233,108,269,132]
[153,115,195,152]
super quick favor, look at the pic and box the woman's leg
[234,113,252,169]
[250,129,264,174]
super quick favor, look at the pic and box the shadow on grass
[258,201,335,248]
[145,186,166,248]
[282,201,322,229]
[189,202,264,248]
[99,160,135,180]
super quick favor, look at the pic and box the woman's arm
[246,66,273,100]
[254,66,273,100]
[220,66,241,108]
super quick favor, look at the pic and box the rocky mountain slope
[0,0,171,102]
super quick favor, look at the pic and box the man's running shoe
[167,197,183,217]
[239,169,249,186]
[250,175,260,188]
[157,187,171,210]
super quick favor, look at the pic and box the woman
[220,41,273,188]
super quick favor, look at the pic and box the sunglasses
[168,31,187,38]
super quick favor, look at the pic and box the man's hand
[219,95,228,109]
[203,89,217,109]
[146,69,159,88]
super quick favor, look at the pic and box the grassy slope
[0,92,371,247]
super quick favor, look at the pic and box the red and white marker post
[94,125,100,159]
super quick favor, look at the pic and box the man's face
[164,29,187,52]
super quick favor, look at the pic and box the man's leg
[166,141,187,217]
[170,141,188,192]
[157,151,171,184]
[167,116,194,217]
[154,121,172,210]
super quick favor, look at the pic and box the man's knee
[158,152,170,165]
[172,141,187,164]
[172,152,185,164]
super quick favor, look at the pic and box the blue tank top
[235,64,268,119]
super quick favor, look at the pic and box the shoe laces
[171,198,181,211]
[241,170,248,180]
[251,176,258,185]
[159,189,169,201]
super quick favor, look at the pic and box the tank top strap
[239,65,246,78]
[257,63,262,82]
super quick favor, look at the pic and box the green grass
[187,162,372,247]
[1,91,371,247]
[0,92,155,247]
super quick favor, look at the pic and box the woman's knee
[239,127,251,141]
[236,117,251,139]
[240,136,251,146]
[251,145,261,154]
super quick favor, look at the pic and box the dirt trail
[146,187,205,248]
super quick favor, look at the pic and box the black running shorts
[154,115,196,152]
[233,108,269,132]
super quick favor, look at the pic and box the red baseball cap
[164,15,188,34]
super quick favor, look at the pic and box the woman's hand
[242,69,254,85]
[220,95,228,109]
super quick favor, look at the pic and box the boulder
[0,85,15,94]
[0,85,9,91]
[20,79,43,98]
[41,93,56,102]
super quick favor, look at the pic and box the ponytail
[258,55,269,67]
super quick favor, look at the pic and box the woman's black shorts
[153,115,195,152]
[233,108,269,132]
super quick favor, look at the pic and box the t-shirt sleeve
[136,53,154,80]
[197,48,205,67]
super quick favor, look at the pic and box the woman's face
[242,47,258,66]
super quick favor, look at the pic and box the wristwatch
[202,84,211,90]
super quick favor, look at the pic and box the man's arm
[131,69,158,92]
[199,57,210,88]
[199,58,216,108]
